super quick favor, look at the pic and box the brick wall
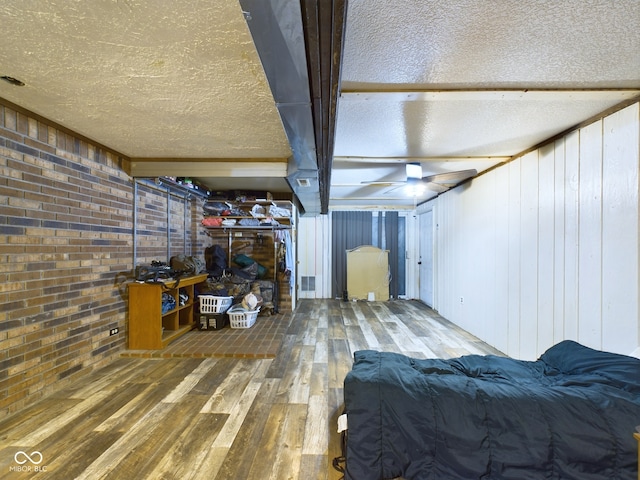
[133,181,206,264]
[0,102,207,417]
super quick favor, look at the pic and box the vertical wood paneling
[601,103,639,352]
[434,200,444,312]
[436,198,450,314]
[298,217,315,299]
[507,159,522,357]
[552,138,566,345]
[520,151,540,359]
[459,179,483,338]
[450,193,463,323]
[578,120,604,349]
[441,195,453,317]
[429,102,639,359]
[563,131,581,341]
[537,143,556,353]
[298,216,330,299]
[436,195,451,316]
[484,175,498,345]
[473,174,497,346]
[494,165,510,353]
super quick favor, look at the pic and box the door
[418,209,434,307]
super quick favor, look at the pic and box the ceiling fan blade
[360,180,406,186]
[422,169,478,185]
[383,184,407,194]
[362,163,422,187]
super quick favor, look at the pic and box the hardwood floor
[0,299,503,479]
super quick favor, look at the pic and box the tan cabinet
[128,273,208,349]
[346,245,390,301]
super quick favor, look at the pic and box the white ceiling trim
[129,161,288,178]
[339,89,640,103]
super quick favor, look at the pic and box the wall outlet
[109,328,119,336]
[460,297,464,304]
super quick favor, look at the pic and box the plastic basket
[199,295,233,314]
[228,307,260,329]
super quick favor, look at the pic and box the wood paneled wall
[433,102,640,359]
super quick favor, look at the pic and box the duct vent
[296,178,311,188]
[301,276,316,292]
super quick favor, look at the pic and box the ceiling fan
[362,163,478,195]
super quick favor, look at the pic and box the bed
[342,340,640,480]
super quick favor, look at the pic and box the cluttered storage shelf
[200,198,296,314]
[201,199,294,229]
[127,194,296,352]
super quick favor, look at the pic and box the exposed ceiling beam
[301,0,347,214]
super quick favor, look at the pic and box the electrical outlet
[460,297,464,304]
[109,328,119,336]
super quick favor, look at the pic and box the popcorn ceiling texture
[341,0,640,89]
[0,0,291,159]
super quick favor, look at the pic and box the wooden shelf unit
[128,273,208,350]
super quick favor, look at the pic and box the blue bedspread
[343,340,640,480]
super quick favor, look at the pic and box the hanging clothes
[275,229,294,293]
[283,230,293,274]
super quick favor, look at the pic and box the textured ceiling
[330,0,640,208]
[0,0,290,159]
[340,0,640,89]
[1,1,639,211]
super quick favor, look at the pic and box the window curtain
[331,211,373,298]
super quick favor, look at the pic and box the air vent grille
[301,276,316,291]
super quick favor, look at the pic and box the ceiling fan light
[404,178,426,197]
[406,163,422,179]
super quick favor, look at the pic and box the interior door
[418,209,434,307]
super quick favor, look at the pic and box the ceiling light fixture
[404,177,426,197]
[1,76,25,86]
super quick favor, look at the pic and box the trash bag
[205,245,227,277]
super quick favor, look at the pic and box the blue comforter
[343,340,640,480]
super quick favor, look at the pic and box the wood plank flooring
[0,299,503,480]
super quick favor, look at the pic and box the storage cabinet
[346,245,390,301]
[128,273,208,349]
